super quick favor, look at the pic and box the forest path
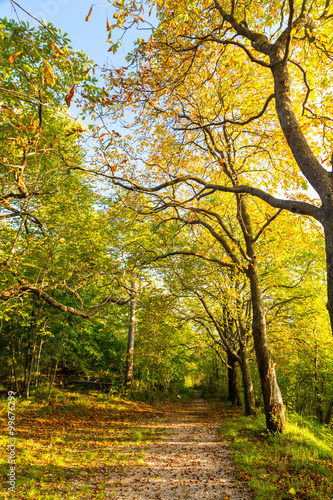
[109,393,253,500]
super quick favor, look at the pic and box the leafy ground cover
[219,405,333,500]
[0,389,167,499]
[1,391,332,499]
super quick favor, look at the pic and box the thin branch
[208,38,272,68]
[178,93,275,129]
[289,59,311,115]
[253,209,283,243]
[282,0,295,65]
[140,250,236,269]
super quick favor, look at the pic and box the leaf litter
[0,391,253,499]
[109,394,253,500]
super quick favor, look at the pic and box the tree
[0,18,136,317]
[100,0,333,332]
[125,279,139,387]
[79,112,287,428]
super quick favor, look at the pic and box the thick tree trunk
[271,58,333,333]
[248,264,285,431]
[314,338,324,424]
[239,343,256,416]
[125,280,138,387]
[323,218,333,332]
[227,354,242,406]
[240,196,285,432]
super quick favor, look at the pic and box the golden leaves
[65,84,76,107]
[8,51,22,64]
[43,60,56,87]
[85,5,93,22]
[65,126,85,137]
[48,41,65,56]
[18,176,27,192]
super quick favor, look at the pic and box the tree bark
[314,336,324,424]
[270,51,333,335]
[25,343,36,399]
[323,217,333,330]
[35,337,43,387]
[125,280,139,387]
[211,3,333,338]
[239,343,256,416]
[10,335,20,394]
[325,400,333,425]
[227,354,242,406]
[248,263,285,431]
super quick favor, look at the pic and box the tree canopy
[0,4,333,435]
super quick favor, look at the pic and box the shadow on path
[109,394,253,500]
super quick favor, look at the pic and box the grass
[0,388,167,499]
[218,405,333,500]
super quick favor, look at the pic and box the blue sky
[0,0,146,68]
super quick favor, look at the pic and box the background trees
[0,18,136,316]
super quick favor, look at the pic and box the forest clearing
[1,0,333,498]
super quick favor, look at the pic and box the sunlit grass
[219,405,333,500]
[0,389,165,499]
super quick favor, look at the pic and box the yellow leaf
[65,84,76,107]
[43,60,56,87]
[48,41,65,55]
[18,177,27,192]
[8,51,22,64]
[289,488,296,495]
[85,5,93,22]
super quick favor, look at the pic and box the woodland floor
[108,393,253,500]
[0,390,254,499]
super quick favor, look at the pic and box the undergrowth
[219,405,333,500]
[0,389,167,499]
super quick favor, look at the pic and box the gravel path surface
[110,395,253,500]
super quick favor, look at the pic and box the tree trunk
[35,337,44,387]
[48,357,60,401]
[227,354,242,406]
[25,341,36,399]
[47,334,67,400]
[248,264,285,431]
[240,196,285,432]
[239,343,256,416]
[323,218,333,332]
[325,400,333,425]
[314,336,324,424]
[125,280,138,387]
[271,57,333,334]
[10,336,20,394]
[24,346,30,386]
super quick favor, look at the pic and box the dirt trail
[110,394,253,500]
